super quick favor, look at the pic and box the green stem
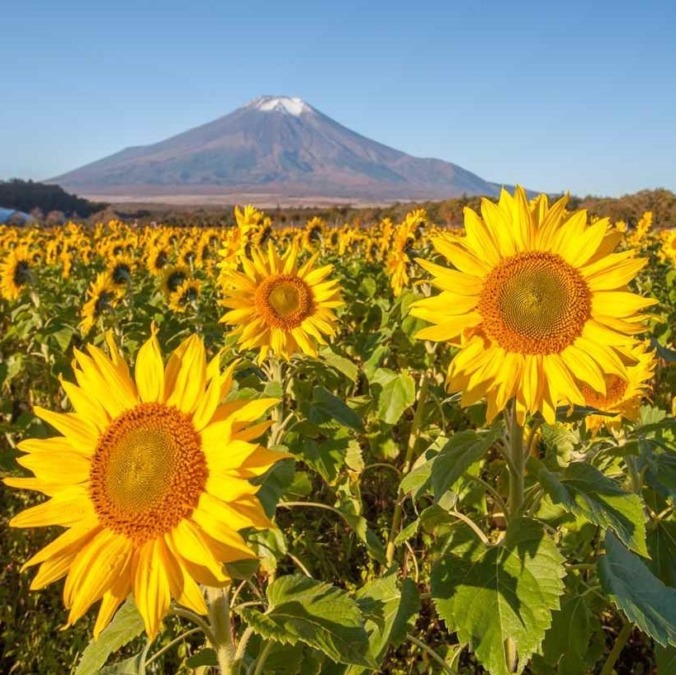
[145,627,201,667]
[252,640,274,675]
[206,586,236,675]
[386,372,430,566]
[600,622,632,675]
[505,402,525,520]
[233,625,255,671]
[405,634,457,675]
[267,357,286,445]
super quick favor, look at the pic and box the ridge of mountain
[51,95,509,204]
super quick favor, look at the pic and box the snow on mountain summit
[249,96,311,115]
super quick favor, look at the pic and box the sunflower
[581,342,656,434]
[0,246,33,301]
[107,255,134,286]
[6,332,285,638]
[147,245,171,276]
[659,228,676,265]
[219,242,342,362]
[80,272,124,334]
[302,217,324,251]
[168,279,201,313]
[160,264,190,297]
[412,187,656,424]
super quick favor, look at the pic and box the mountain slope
[51,96,507,203]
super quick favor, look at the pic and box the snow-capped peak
[249,96,312,116]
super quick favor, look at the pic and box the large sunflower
[219,242,343,362]
[6,332,285,637]
[411,188,656,424]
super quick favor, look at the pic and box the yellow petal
[10,487,95,528]
[64,530,132,626]
[167,335,206,413]
[135,333,165,403]
[133,539,171,638]
[33,408,98,453]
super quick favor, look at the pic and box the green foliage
[598,532,676,647]
[432,519,566,675]
[240,575,375,668]
[537,461,648,555]
[74,600,145,675]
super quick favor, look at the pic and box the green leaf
[297,433,352,484]
[534,593,602,675]
[537,462,648,555]
[321,348,359,383]
[431,429,499,500]
[185,648,218,667]
[648,520,676,586]
[98,654,144,675]
[74,599,145,675]
[254,458,295,516]
[355,568,420,664]
[432,518,566,675]
[339,510,387,565]
[655,644,676,674]
[371,368,415,425]
[598,532,676,647]
[241,574,375,668]
[310,386,363,431]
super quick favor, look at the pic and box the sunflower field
[1,190,675,675]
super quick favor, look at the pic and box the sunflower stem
[267,357,286,443]
[206,586,236,675]
[505,402,526,520]
[385,371,430,567]
[600,621,632,675]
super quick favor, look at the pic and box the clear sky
[2,0,675,196]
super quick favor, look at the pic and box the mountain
[51,96,509,205]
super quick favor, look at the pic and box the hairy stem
[206,586,236,675]
[386,372,430,566]
[600,622,632,675]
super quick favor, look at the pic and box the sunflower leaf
[355,568,420,664]
[431,429,499,500]
[309,386,363,431]
[241,574,375,668]
[432,518,565,675]
[74,599,144,675]
[370,368,416,425]
[537,462,648,555]
[598,532,676,647]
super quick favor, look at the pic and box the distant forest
[143,188,676,229]
[0,179,107,217]
[1,179,674,229]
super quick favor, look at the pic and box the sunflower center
[13,261,31,286]
[479,252,591,355]
[580,375,629,411]
[255,275,314,330]
[89,403,207,542]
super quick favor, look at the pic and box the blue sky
[1,0,675,196]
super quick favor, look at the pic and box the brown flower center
[580,375,629,411]
[254,275,314,330]
[89,403,207,542]
[479,252,591,354]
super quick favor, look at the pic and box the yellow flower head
[80,272,124,334]
[219,242,343,363]
[581,342,656,434]
[168,278,201,313]
[0,246,33,301]
[412,187,656,425]
[6,332,286,638]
